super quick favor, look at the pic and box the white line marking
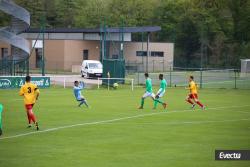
[0,105,250,140]
[238,111,250,114]
[107,118,250,125]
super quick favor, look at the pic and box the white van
[81,60,103,78]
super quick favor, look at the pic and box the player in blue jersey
[73,81,89,108]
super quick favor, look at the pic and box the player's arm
[79,81,85,89]
[35,87,40,100]
[19,86,24,96]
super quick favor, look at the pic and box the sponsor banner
[215,150,250,160]
[0,77,50,89]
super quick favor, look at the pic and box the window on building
[112,54,119,59]
[83,50,89,60]
[136,51,147,57]
[1,48,8,59]
[151,51,164,57]
[136,51,164,57]
[35,48,42,68]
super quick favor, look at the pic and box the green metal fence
[131,68,250,89]
[0,59,29,76]
[102,59,126,85]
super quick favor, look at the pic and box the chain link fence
[129,67,250,89]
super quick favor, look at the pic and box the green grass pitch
[0,86,249,167]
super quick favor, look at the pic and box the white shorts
[156,89,165,98]
[142,92,155,99]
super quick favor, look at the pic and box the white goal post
[97,77,134,91]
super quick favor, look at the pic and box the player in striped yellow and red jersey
[19,76,40,130]
[186,76,205,110]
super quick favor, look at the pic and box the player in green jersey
[153,74,167,109]
[138,73,155,109]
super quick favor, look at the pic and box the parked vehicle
[81,60,103,78]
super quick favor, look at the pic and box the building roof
[24,26,161,33]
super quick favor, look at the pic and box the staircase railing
[0,0,30,75]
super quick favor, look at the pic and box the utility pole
[41,13,45,76]
[146,32,150,73]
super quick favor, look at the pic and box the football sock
[140,98,144,107]
[26,112,31,124]
[196,101,204,108]
[29,110,37,124]
[154,100,158,108]
[187,99,194,105]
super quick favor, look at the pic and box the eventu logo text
[219,152,241,159]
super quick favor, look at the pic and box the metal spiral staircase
[0,0,30,75]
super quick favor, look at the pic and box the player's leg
[154,92,166,109]
[25,105,32,127]
[193,94,205,109]
[139,97,145,109]
[186,94,195,108]
[78,98,89,107]
[27,104,39,130]
[153,92,162,108]
[139,92,150,109]
[26,112,31,127]
[153,97,159,109]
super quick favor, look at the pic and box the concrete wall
[0,40,174,72]
[29,40,100,71]
[28,40,66,70]
[124,42,174,72]
[64,40,99,70]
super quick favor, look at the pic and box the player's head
[25,76,31,82]
[189,76,194,81]
[159,74,163,80]
[74,80,79,86]
[144,73,149,78]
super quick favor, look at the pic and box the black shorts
[77,98,85,101]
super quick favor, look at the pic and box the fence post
[131,79,134,91]
[169,66,172,87]
[108,78,110,91]
[153,60,155,72]
[163,60,164,72]
[234,69,237,89]
[200,68,203,89]
[0,104,3,136]
[137,72,140,85]
[63,77,66,89]
[98,78,100,89]
[13,60,16,76]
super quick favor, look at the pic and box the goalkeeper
[73,81,89,108]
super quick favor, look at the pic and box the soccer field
[0,87,250,167]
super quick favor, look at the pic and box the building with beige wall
[0,27,174,73]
